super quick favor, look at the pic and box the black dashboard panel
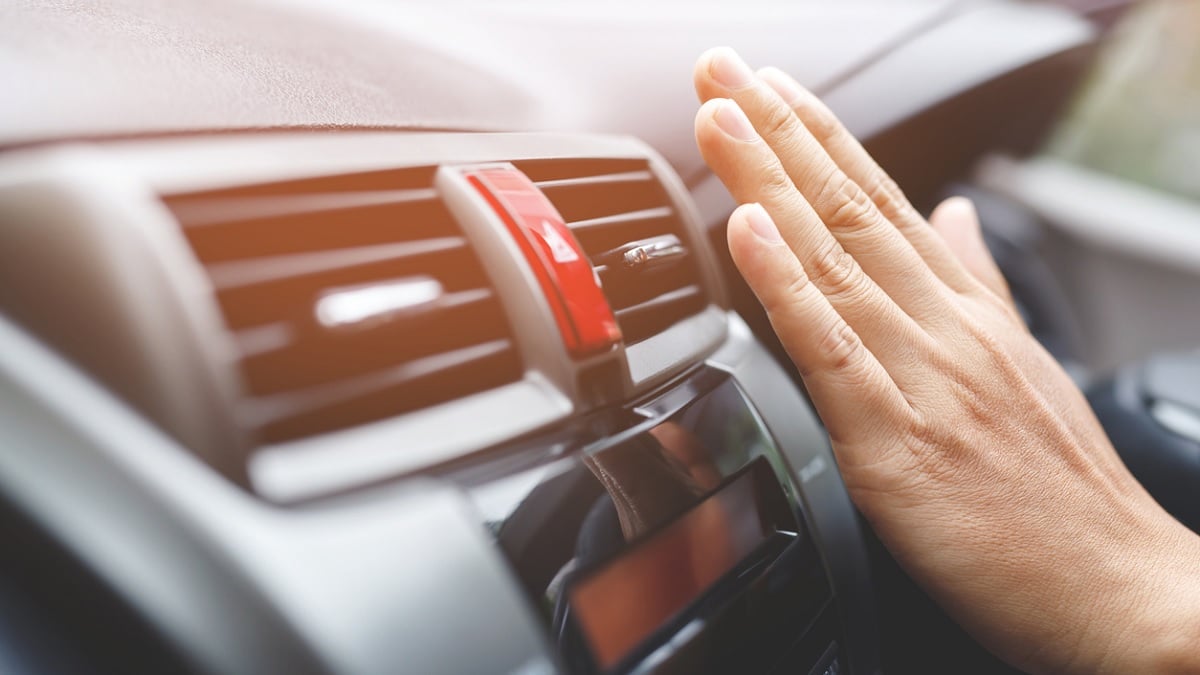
[863,44,1099,214]
[461,372,838,674]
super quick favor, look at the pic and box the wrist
[1100,517,1200,674]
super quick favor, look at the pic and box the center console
[461,368,852,674]
[0,130,880,674]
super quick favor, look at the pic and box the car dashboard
[0,128,874,674]
[0,2,1106,674]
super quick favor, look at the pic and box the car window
[1047,0,1200,202]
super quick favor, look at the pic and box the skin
[692,47,1200,674]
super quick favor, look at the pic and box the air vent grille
[164,167,521,444]
[513,158,707,344]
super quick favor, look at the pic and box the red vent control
[465,165,621,358]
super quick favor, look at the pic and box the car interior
[1,0,1198,673]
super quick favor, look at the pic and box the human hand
[692,47,1200,674]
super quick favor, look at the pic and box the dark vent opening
[536,178,663,224]
[164,167,522,444]
[252,340,520,444]
[513,158,708,344]
[180,198,456,262]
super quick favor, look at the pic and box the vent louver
[512,158,707,345]
[164,167,521,444]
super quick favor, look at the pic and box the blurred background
[1051,0,1200,201]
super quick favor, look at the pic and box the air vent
[512,158,707,345]
[163,167,522,444]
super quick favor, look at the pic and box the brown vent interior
[164,167,521,444]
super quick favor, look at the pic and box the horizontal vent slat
[234,322,294,357]
[247,339,521,443]
[532,170,654,190]
[243,338,515,425]
[205,237,467,290]
[597,259,693,312]
[170,189,439,227]
[614,285,704,320]
[566,206,674,233]
[214,246,487,330]
[231,287,496,359]
[538,179,667,224]
[614,285,707,344]
[239,289,504,394]
[176,195,459,263]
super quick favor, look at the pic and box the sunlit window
[1048,0,1200,202]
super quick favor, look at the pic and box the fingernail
[937,196,979,224]
[949,196,978,217]
[709,47,754,89]
[744,203,783,243]
[758,67,803,104]
[713,100,757,141]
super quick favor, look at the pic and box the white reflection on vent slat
[315,276,444,329]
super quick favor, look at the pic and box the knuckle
[759,168,795,201]
[762,270,812,316]
[756,99,799,142]
[796,98,840,142]
[816,320,864,375]
[898,412,964,483]
[816,170,875,230]
[947,363,996,428]
[781,269,813,302]
[808,243,861,298]
[865,174,904,212]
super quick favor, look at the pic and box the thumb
[929,197,1013,306]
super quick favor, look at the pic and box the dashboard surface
[1,0,1094,187]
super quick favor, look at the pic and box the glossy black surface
[466,372,837,674]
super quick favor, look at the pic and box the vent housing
[513,158,708,345]
[164,167,522,444]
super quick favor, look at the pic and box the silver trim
[206,237,466,290]
[567,206,674,232]
[610,233,687,271]
[533,170,653,189]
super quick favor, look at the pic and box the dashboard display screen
[468,373,831,674]
[567,461,778,669]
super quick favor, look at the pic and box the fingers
[929,197,1015,309]
[754,65,981,296]
[726,203,908,449]
[694,48,953,326]
[695,97,932,383]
